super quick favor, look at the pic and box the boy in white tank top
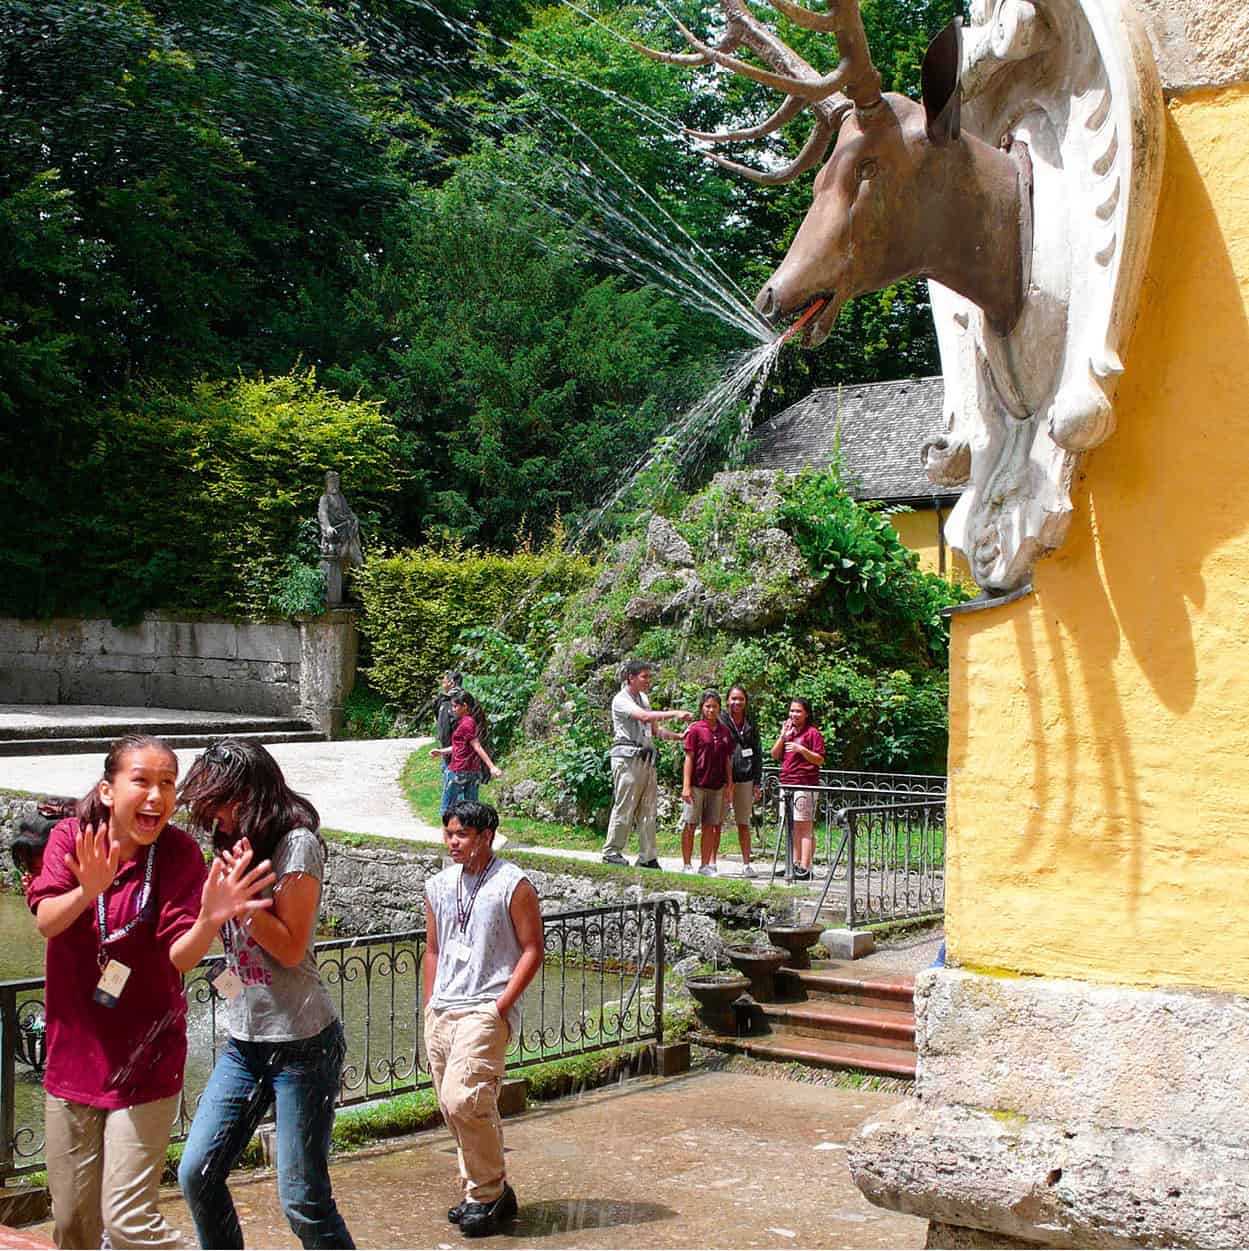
[423,801,543,1239]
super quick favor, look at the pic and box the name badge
[450,938,473,963]
[741,748,754,759]
[93,959,131,1008]
[213,968,245,1000]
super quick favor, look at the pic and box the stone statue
[636,0,1164,597]
[317,470,362,607]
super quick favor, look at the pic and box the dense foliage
[7,371,399,622]
[3,0,964,618]
[355,545,595,716]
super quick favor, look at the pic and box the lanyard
[96,843,157,967]
[455,856,496,934]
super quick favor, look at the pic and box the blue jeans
[179,1020,354,1249]
[441,769,480,816]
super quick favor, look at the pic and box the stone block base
[850,968,1249,1248]
[498,1077,528,1118]
[0,1186,50,1229]
[647,1041,692,1076]
[820,927,875,959]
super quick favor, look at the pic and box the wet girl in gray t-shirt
[175,739,354,1250]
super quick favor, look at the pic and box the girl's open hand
[66,823,120,901]
[200,843,276,929]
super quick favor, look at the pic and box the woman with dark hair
[430,690,502,817]
[176,739,355,1250]
[770,698,826,879]
[721,686,763,876]
[28,735,272,1249]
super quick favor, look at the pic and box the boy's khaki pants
[425,1004,511,1204]
[45,1092,183,1249]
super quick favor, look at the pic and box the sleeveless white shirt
[426,857,529,1037]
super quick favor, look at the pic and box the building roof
[746,375,959,504]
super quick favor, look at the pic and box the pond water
[0,891,661,1176]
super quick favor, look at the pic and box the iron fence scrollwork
[0,897,679,1185]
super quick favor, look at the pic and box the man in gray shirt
[602,660,691,868]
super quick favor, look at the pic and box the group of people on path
[602,660,827,879]
[21,734,536,1248]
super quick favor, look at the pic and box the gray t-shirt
[427,857,528,1037]
[222,827,338,1042]
[609,687,653,759]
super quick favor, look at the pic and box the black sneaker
[792,866,812,880]
[448,1201,469,1225]
[635,858,662,869]
[602,850,628,866]
[460,1184,519,1238]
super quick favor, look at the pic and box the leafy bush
[270,559,327,618]
[1,370,401,622]
[357,547,595,713]
[546,686,614,815]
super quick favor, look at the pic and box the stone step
[0,728,326,757]
[778,965,916,1011]
[759,999,916,1049]
[690,1029,917,1079]
[0,715,315,742]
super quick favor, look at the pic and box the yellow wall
[888,508,973,583]
[947,84,1249,993]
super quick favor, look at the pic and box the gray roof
[746,375,959,504]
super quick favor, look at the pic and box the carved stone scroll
[926,0,1165,592]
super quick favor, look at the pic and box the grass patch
[403,750,768,863]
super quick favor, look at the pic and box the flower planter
[725,943,789,1003]
[685,972,751,1033]
[766,924,825,970]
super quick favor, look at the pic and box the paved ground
[29,1070,925,1250]
[0,731,442,844]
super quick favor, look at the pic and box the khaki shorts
[779,789,816,822]
[726,780,756,826]
[682,786,724,827]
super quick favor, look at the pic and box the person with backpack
[721,684,764,876]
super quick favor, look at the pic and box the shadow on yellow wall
[948,90,1249,988]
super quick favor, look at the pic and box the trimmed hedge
[356,547,596,710]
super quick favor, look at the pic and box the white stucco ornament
[923,0,1165,595]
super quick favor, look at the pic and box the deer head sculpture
[635,0,1032,346]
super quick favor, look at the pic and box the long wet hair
[178,738,321,861]
[77,735,178,831]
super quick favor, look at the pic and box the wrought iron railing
[0,897,678,1184]
[758,767,946,928]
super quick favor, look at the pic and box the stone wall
[0,611,357,733]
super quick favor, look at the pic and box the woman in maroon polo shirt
[680,691,734,875]
[28,734,273,1249]
[770,698,826,879]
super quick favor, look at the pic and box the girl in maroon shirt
[770,698,826,879]
[28,735,274,1249]
[681,691,734,875]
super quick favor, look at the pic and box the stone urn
[685,972,751,1033]
[725,943,789,1003]
[766,924,824,970]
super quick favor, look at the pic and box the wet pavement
[31,1071,924,1249]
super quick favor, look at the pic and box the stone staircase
[691,962,918,1079]
[0,715,326,757]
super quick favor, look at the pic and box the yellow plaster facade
[888,508,973,583]
[947,84,1249,993]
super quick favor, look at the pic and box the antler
[633,0,881,185]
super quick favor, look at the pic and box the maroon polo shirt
[779,725,826,786]
[683,717,733,790]
[28,818,208,1109]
